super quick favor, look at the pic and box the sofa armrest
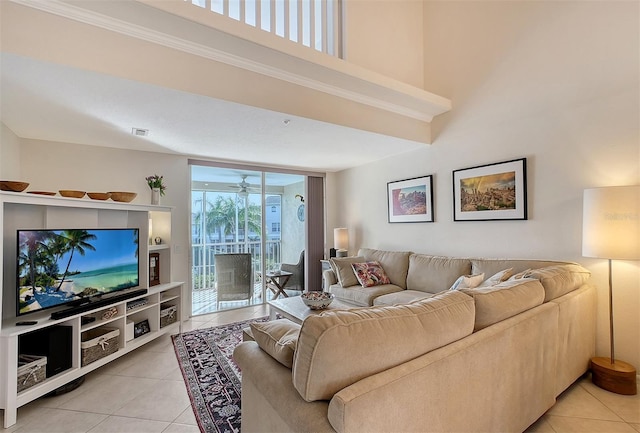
[233,342,334,433]
[322,269,338,289]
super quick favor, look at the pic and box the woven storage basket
[81,327,120,366]
[160,305,177,328]
[17,354,47,392]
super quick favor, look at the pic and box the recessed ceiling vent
[131,127,149,137]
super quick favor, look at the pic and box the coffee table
[268,295,354,324]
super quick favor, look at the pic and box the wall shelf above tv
[0,191,182,428]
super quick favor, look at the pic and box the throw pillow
[478,268,514,287]
[508,269,533,280]
[449,273,485,290]
[250,319,301,368]
[330,256,365,287]
[351,261,391,288]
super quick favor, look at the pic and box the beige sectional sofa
[234,249,596,433]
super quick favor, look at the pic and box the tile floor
[2,304,639,433]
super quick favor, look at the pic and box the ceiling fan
[228,175,260,196]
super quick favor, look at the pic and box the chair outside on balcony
[214,253,253,309]
[280,250,304,293]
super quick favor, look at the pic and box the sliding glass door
[190,165,305,315]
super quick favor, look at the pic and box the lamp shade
[334,228,349,251]
[582,185,640,260]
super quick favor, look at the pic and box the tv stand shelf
[0,192,183,428]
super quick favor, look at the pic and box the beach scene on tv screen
[18,229,139,315]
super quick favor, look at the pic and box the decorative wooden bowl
[59,190,86,198]
[0,181,30,192]
[108,191,137,203]
[87,192,111,201]
[28,191,56,196]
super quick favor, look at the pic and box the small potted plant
[145,175,166,205]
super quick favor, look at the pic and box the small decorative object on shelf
[154,236,162,245]
[145,174,166,205]
[133,319,151,338]
[149,252,160,286]
[101,307,118,320]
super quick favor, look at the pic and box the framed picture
[387,175,434,223]
[149,252,160,287]
[452,158,527,221]
[133,319,150,338]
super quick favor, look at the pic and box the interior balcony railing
[187,0,341,56]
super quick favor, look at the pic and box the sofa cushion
[330,256,365,288]
[526,264,591,301]
[358,248,411,289]
[292,290,475,402]
[250,319,301,368]
[406,254,472,294]
[449,273,485,290]
[471,259,574,277]
[460,278,545,331]
[351,261,391,287]
[328,283,403,307]
[373,290,435,306]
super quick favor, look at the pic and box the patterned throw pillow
[351,261,391,288]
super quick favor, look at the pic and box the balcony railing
[187,0,341,56]
[192,240,281,290]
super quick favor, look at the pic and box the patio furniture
[281,250,304,292]
[265,271,293,299]
[214,253,253,308]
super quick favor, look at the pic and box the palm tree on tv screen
[56,230,97,292]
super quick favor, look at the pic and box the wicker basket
[17,354,47,392]
[81,327,120,366]
[160,305,177,328]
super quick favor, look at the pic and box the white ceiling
[1,53,426,173]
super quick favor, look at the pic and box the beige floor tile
[525,414,556,432]
[13,408,107,432]
[546,415,637,432]
[138,333,176,353]
[580,380,640,423]
[161,423,201,433]
[115,350,180,379]
[26,371,110,410]
[112,380,191,422]
[631,423,640,432]
[549,381,623,421]
[173,407,198,426]
[163,366,185,381]
[87,415,169,433]
[59,376,159,414]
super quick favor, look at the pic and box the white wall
[18,139,191,291]
[330,1,640,370]
[0,123,21,179]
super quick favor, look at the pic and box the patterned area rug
[172,317,268,433]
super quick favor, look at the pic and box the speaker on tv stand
[19,325,73,377]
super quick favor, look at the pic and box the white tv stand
[0,192,184,428]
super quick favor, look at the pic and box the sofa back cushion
[460,278,545,331]
[407,254,472,294]
[526,264,591,302]
[358,248,411,289]
[292,291,475,402]
[471,259,573,278]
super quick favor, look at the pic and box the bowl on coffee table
[301,291,334,310]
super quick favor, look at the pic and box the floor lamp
[582,185,639,395]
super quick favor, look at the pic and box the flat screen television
[17,228,140,316]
